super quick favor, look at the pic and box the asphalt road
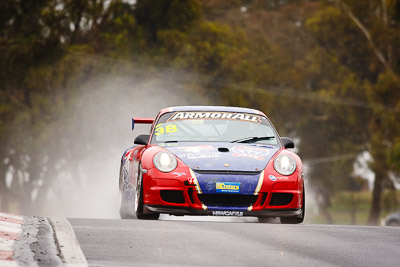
[69,217,400,267]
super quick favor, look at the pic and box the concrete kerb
[48,218,88,267]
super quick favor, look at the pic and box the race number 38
[155,124,178,135]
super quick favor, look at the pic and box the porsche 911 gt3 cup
[119,106,305,223]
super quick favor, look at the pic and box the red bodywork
[124,145,303,212]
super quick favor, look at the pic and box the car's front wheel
[119,182,136,219]
[387,220,400,226]
[135,164,159,220]
[280,183,305,224]
[119,160,137,219]
[257,217,278,223]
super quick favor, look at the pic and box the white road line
[0,213,22,267]
[48,218,88,267]
[0,214,23,221]
[0,260,19,267]
[0,240,15,251]
[0,223,21,234]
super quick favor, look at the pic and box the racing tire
[135,164,160,220]
[387,220,400,226]
[280,182,305,224]
[120,189,136,219]
[257,217,277,223]
[119,163,136,219]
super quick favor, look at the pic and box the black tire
[119,162,136,219]
[387,220,400,226]
[280,183,305,224]
[257,217,277,223]
[135,164,159,220]
[119,183,136,219]
[280,216,304,224]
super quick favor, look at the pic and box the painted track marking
[0,232,19,241]
[0,213,22,266]
[0,214,23,222]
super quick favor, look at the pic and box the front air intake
[198,194,259,207]
[160,190,185,204]
[269,193,293,206]
[260,193,268,206]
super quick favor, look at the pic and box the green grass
[306,190,400,225]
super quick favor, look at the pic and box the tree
[134,0,202,43]
[306,0,400,224]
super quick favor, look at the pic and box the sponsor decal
[277,176,289,180]
[179,151,220,160]
[159,143,178,147]
[212,211,244,217]
[216,182,240,193]
[177,145,213,153]
[176,145,221,159]
[172,172,187,177]
[177,145,219,159]
[187,176,195,184]
[231,146,270,161]
[268,175,277,181]
[168,112,262,124]
[189,169,202,193]
[206,181,215,191]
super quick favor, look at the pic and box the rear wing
[132,118,154,130]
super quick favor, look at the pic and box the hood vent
[218,147,229,152]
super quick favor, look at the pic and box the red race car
[119,106,305,223]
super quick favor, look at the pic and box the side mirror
[134,134,150,145]
[281,137,295,149]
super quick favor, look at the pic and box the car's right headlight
[153,151,177,173]
[274,154,296,176]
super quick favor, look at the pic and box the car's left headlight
[274,154,296,176]
[153,151,177,173]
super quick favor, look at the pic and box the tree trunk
[317,187,334,224]
[367,119,388,225]
[368,172,384,225]
[0,172,9,212]
[350,192,357,225]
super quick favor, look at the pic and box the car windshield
[150,111,280,146]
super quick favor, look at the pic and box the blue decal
[268,175,277,181]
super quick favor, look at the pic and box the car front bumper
[142,168,303,217]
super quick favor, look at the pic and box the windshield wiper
[231,136,275,143]
[163,140,179,143]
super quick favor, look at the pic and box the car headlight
[274,155,296,176]
[153,151,177,173]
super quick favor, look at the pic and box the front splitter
[145,205,302,218]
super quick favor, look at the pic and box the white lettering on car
[168,112,262,123]
[212,211,244,216]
